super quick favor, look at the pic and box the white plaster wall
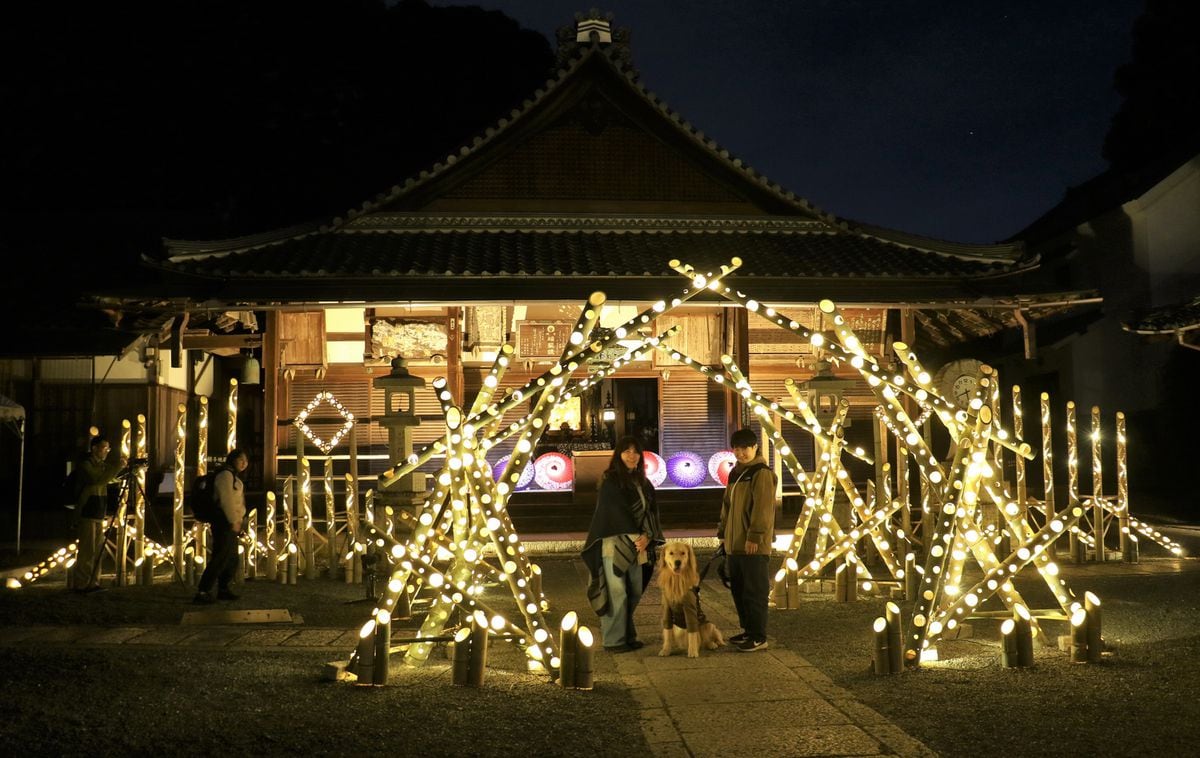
[1125,157,1200,306]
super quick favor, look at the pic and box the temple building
[9,14,1099,530]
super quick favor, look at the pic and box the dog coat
[663,587,709,633]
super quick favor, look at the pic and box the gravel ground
[2,532,1199,757]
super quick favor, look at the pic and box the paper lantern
[493,455,534,490]
[534,452,574,490]
[642,451,667,487]
[708,450,737,486]
[666,451,706,488]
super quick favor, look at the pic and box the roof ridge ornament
[556,10,631,67]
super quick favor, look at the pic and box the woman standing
[194,448,249,604]
[581,436,664,653]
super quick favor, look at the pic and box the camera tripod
[87,462,156,587]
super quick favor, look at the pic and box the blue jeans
[600,555,644,648]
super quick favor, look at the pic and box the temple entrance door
[615,378,659,453]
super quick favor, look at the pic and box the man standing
[717,428,777,652]
[71,436,126,593]
[194,449,249,604]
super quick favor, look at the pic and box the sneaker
[728,632,749,645]
[217,589,240,601]
[603,644,632,654]
[193,591,216,605]
[626,639,645,651]
[735,638,768,653]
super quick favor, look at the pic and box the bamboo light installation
[265,491,278,582]
[300,456,315,580]
[324,456,336,573]
[1092,406,1105,561]
[651,265,1089,669]
[227,378,238,452]
[134,414,152,585]
[173,403,187,583]
[115,419,132,587]
[344,264,741,682]
[1066,401,1083,562]
[195,396,209,582]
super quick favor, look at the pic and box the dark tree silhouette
[0,0,554,296]
[1102,0,1200,172]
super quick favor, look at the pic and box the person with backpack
[717,428,778,652]
[70,436,127,593]
[194,448,249,604]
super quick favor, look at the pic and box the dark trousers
[727,554,770,641]
[198,522,238,593]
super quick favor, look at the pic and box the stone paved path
[561,561,937,758]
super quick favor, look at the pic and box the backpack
[191,468,224,523]
[61,467,86,509]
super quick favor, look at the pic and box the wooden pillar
[263,311,280,486]
[446,307,465,407]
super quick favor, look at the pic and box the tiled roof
[1124,295,1200,334]
[160,226,1020,281]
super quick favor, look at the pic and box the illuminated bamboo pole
[1070,606,1088,663]
[344,473,359,584]
[324,456,337,575]
[1116,411,1132,561]
[1091,405,1104,561]
[196,396,210,582]
[1040,392,1056,559]
[227,378,238,452]
[885,601,903,674]
[264,491,278,582]
[115,418,132,587]
[1085,591,1103,663]
[372,609,391,686]
[134,414,151,585]
[1012,385,1026,514]
[872,617,890,674]
[1066,401,1082,562]
[559,611,578,688]
[283,487,298,584]
[1013,604,1035,667]
[243,508,257,579]
[896,440,911,544]
[173,403,186,583]
[300,455,315,579]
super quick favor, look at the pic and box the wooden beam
[170,313,189,368]
[1012,309,1037,360]
[182,334,264,350]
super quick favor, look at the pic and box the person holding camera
[194,449,249,604]
[70,436,127,593]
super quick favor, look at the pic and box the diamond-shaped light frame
[294,390,356,453]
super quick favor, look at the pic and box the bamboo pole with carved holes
[344,473,360,584]
[173,403,186,583]
[1116,412,1131,561]
[115,418,132,586]
[1040,392,1056,559]
[227,378,238,452]
[135,414,152,585]
[1091,405,1104,561]
[265,491,278,582]
[243,508,257,579]
[1012,386,1026,515]
[1066,401,1082,562]
[301,456,315,579]
[325,456,337,575]
[195,397,209,582]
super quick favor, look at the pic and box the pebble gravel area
[2,524,1198,757]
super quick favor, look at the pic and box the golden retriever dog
[657,541,725,658]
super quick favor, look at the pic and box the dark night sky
[430,0,1144,243]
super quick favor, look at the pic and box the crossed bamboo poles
[351,260,743,676]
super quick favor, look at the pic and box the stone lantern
[801,360,856,427]
[373,356,428,502]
